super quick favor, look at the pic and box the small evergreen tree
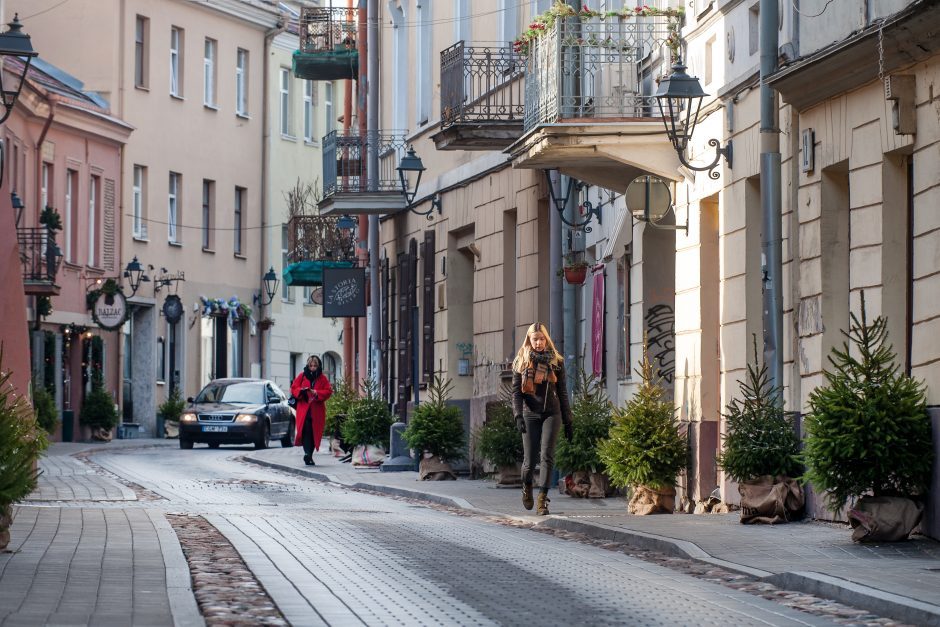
[79,374,119,432]
[33,385,59,434]
[803,295,933,512]
[556,371,613,474]
[325,378,358,437]
[157,387,187,423]
[403,376,466,462]
[0,350,49,511]
[599,346,686,491]
[474,400,523,468]
[341,379,393,448]
[717,338,802,482]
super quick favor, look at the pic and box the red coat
[290,371,333,448]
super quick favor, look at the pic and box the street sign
[322,266,366,317]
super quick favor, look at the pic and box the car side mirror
[187,397,194,403]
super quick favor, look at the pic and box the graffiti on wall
[645,304,675,383]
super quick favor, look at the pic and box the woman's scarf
[304,366,321,383]
[521,350,557,394]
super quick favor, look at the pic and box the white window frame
[281,223,292,301]
[168,172,180,243]
[203,38,216,107]
[324,82,333,134]
[135,15,149,88]
[236,48,248,116]
[41,163,50,211]
[88,175,98,267]
[234,186,244,255]
[415,3,432,125]
[170,27,182,97]
[64,170,75,262]
[279,68,292,136]
[303,80,315,142]
[133,165,144,238]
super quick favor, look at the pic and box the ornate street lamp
[258,266,279,307]
[543,169,602,233]
[397,145,441,220]
[11,191,24,225]
[123,256,150,297]
[0,15,38,126]
[654,61,733,180]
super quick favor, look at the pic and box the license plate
[202,425,228,433]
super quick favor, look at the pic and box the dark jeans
[302,411,314,457]
[521,411,561,491]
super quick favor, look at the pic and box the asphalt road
[91,445,838,627]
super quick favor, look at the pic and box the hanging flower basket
[563,265,588,285]
[257,317,275,331]
[200,296,252,329]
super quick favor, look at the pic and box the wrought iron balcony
[287,215,356,264]
[319,129,409,215]
[294,6,359,81]
[432,41,525,150]
[17,227,62,296]
[524,14,674,131]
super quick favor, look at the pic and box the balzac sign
[90,283,129,331]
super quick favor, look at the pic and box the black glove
[515,415,526,434]
[563,421,573,442]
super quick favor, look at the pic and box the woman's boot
[522,483,534,510]
[537,492,550,515]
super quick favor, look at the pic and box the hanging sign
[322,267,366,317]
[91,289,128,330]
[163,294,184,324]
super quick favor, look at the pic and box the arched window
[322,351,341,383]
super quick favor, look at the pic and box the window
[64,170,76,262]
[281,224,292,301]
[415,3,431,124]
[168,172,180,243]
[303,80,315,142]
[616,249,632,379]
[135,16,149,88]
[132,165,146,238]
[88,175,100,267]
[234,186,244,255]
[324,82,333,134]
[202,179,214,250]
[705,35,716,85]
[41,163,51,212]
[391,6,406,132]
[170,27,183,97]
[235,48,248,116]
[749,4,759,56]
[279,68,292,136]
[203,38,217,107]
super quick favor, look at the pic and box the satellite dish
[310,287,324,305]
[625,175,672,223]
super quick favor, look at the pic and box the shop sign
[163,294,184,324]
[91,289,128,330]
[322,267,366,317]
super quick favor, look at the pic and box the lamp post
[543,169,601,233]
[0,14,37,126]
[122,256,150,297]
[396,146,441,220]
[258,267,279,307]
[654,61,733,180]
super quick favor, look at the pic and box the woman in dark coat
[290,355,333,466]
[511,322,573,515]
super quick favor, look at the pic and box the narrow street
[5,444,850,627]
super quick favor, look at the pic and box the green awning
[283,260,355,287]
[292,49,358,81]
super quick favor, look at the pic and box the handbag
[287,395,297,408]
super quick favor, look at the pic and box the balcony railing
[524,14,674,131]
[18,227,62,294]
[440,41,525,129]
[295,6,359,81]
[287,215,356,263]
[322,130,408,197]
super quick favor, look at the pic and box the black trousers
[520,411,561,491]
[302,411,315,457]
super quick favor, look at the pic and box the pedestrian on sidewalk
[511,322,573,515]
[291,355,333,466]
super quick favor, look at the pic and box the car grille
[198,413,236,423]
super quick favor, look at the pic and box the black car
[178,378,295,449]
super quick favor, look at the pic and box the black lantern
[123,256,150,297]
[258,266,279,307]
[0,15,38,126]
[655,61,732,180]
[11,191,24,225]
[396,145,441,220]
[543,170,602,233]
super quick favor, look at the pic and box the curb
[244,454,940,626]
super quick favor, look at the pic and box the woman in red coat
[290,355,333,465]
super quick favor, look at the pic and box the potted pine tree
[599,346,686,514]
[79,374,119,442]
[556,371,614,498]
[474,389,524,485]
[716,339,803,523]
[341,379,393,466]
[157,387,186,439]
[325,379,359,457]
[803,295,933,542]
[0,353,49,550]
[403,376,467,480]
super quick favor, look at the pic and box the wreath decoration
[200,295,253,329]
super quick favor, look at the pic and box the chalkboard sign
[322,267,366,317]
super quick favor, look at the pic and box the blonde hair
[512,322,564,373]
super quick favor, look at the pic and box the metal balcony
[318,129,409,216]
[431,42,525,151]
[293,6,359,81]
[283,215,357,287]
[524,14,674,129]
[17,227,62,296]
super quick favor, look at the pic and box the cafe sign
[91,288,128,330]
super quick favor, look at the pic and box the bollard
[380,421,415,472]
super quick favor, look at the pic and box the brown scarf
[521,355,557,394]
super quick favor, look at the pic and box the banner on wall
[591,269,604,377]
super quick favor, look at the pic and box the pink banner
[592,269,605,377]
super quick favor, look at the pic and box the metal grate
[440,41,525,129]
[322,129,409,197]
[17,227,60,284]
[299,6,359,54]
[287,214,357,264]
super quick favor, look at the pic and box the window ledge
[170,93,185,101]
[169,240,183,247]
[156,380,166,386]
[234,253,247,260]
[304,139,319,147]
[135,84,150,92]
[236,112,250,120]
[280,133,297,141]
[85,265,105,274]
[202,247,215,254]
[204,102,218,111]
[133,235,149,243]
[63,261,82,270]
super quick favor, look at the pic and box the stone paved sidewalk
[246,446,940,627]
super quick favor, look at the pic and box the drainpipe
[549,171,563,353]
[760,0,784,398]
[343,0,354,385]
[356,2,368,389]
[367,0,381,389]
[33,100,55,332]
[261,16,288,379]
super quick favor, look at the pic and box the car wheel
[179,438,194,450]
[208,442,220,449]
[254,420,270,450]
[280,419,295,448]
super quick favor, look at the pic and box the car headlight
[235,414,258,423]
[181,413,198,422]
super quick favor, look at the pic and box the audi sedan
[178,378,295,450]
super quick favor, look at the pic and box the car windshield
[195,382,264,405]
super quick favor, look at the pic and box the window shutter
[421,229,435,382]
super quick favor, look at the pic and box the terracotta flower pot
[563,266,587,285]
